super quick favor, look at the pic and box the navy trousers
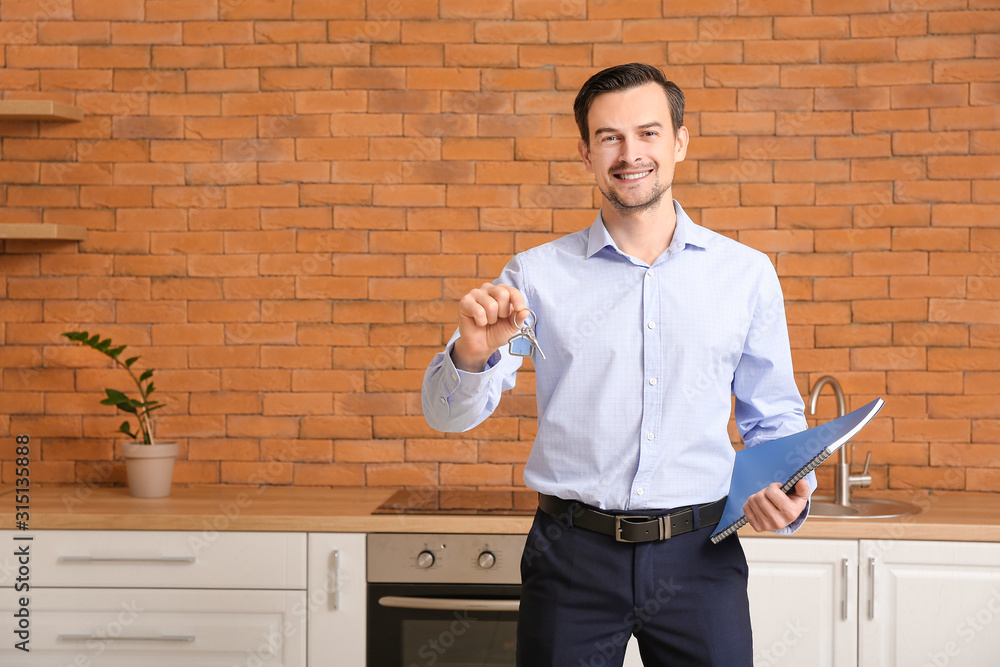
[517,506,752,667]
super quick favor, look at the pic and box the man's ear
[578,138,593,174]
[674,125,689,163]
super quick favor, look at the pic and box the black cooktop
[373,488,538,515]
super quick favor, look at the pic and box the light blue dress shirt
[423,201,813,532]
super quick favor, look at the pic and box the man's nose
[618,137,645,164]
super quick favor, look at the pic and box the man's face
[578,82,689,216]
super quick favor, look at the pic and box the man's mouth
[613,170,653,181]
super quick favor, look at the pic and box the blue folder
[710,396,885,544]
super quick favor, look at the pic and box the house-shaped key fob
[508,333,535,357]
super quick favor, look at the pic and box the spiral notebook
[710,397,885,544]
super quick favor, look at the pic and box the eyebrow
[592,121,664,138]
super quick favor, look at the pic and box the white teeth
[617,171,651,180]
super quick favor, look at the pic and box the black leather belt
[538,493,727,543]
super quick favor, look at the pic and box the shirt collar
[585,200,714,260]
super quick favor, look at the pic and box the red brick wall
[1,0,999,496]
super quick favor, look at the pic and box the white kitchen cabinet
[0,530,307,667]
[743,537,858,667]
[307,533,366,667]
[10,530,306,589]
[744,538,1000,667]
[0,588,306,666]
[859,540,1000,667]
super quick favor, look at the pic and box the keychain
[507,309,546,360]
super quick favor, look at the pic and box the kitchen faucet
[807,375,872,507]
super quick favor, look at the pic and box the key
[524,326,546,360]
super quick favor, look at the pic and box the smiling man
[422,63,814,666]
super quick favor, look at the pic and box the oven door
[367,582,520,667]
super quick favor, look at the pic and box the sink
[809,495,922,519]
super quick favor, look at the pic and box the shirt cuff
[439,338,504,397]
[770,497,810,535]
[770,470,817,535]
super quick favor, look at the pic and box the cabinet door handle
[329,550,340,611]
[58,634,196,643]
[58,556,197,564]
[867,556,876,620]
[841,558,849,621]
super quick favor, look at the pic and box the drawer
[0,588,305,667]
[0,531,306,589]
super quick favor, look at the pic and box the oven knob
[478,551,496,569]
[416,550,435,569]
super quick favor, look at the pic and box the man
[422,63,814,666]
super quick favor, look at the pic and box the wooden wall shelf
[0,100,84,122]
[0,224,87,241]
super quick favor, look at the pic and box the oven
[367,533,525,667]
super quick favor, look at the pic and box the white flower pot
[122,441,179,498]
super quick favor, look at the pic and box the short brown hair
[573,63,685,144]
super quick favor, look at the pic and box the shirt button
[636,487,644,496]
[440,397,447,404]
[649,378,657,386]
[646,270,654,278]
[647,432,655,441]
[451,373,458,381]
[647,321,656,329]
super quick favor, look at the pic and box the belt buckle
[614,515,671,542]
[614,515,626,542]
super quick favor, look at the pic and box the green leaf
[103,391,138,413]
[125,356,140,368]
[101,395,134,411]
[104,388,130,402]
[86,334,101,347]
[108,345,127,359]
[95,338,112,352]
[145,382,156,396]
[139,369,154,383]
[118,422,137,439]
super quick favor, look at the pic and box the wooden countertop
[0,485,534,534]
[2,485,999,541]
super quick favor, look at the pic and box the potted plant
[62,331,178,498]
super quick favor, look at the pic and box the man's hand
[451,283,529,372]
[742,478,811,532]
